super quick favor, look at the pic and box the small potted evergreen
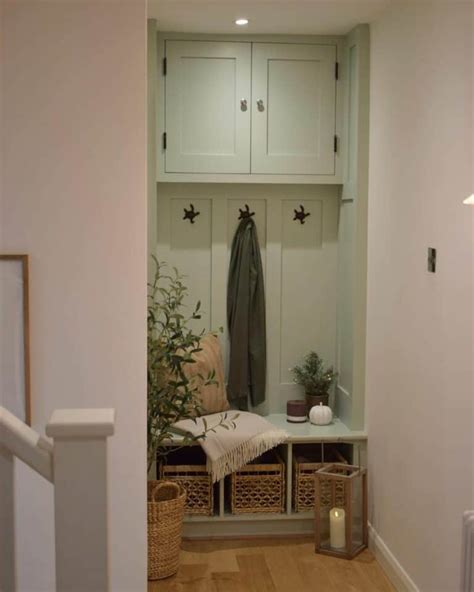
[291,352,337,410]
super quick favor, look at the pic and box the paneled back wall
[155,183,340,414]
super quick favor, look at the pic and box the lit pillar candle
[329,507,346,549]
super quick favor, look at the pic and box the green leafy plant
[147,257,235,473]
[291,352,337,396]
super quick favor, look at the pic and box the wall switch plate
[427,247,436,273]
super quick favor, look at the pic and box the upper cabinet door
[251,43,337,175]
[165,41,251,174]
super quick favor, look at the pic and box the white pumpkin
[309,402,333,426]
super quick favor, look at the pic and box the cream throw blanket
[172,412,288,483]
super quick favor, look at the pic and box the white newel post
[46,409,115,592]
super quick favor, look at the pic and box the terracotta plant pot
[305,393,329,413]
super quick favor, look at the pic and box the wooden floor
[149,538,395,592]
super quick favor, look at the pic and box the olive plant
[147,258,233,472]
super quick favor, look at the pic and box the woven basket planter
[293,444,348,512]
[147,480,186,580]
[230,450,285,514]
[160,447,214,516]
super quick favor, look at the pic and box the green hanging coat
[227,218,266,410]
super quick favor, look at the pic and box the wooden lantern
[314,463,368,559]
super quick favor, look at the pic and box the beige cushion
[183,334,230,414]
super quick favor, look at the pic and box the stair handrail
[1,405,115,592]
[0,406,53,482]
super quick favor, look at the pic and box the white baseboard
[368,523,420,592]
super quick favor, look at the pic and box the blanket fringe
[206,429,288,483]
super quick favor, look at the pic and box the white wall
[0,2,147,590]
[367,2,473,591]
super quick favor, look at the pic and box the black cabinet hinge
[163,132,167,150]
[334,135,338,153]
[335,62,339,80]
[163,57,167,76]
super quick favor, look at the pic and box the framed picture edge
[0,254,31,425]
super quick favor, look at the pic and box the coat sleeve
[248,224,266,407]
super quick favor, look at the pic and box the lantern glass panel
[351,472,364,551]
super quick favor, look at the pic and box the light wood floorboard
[148,538,395,591]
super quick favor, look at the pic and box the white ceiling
[147,0,392,36]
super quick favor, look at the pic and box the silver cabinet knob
[240,98,248,112]
[257,99,265,112]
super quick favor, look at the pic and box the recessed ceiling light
[463,194,474,205]
[235,18,249,26]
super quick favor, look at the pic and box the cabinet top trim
[157,31,346,46]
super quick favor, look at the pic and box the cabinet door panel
[251,43,337,175]
[165,41,251,173]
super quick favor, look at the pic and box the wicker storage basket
[147,480,186,580]
[230,450,285,514]
[293,444,348,512]
[160,447,214,516]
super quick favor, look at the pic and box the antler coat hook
[238,204,255,220]
[183,203,200,224]
[293,204,310,224]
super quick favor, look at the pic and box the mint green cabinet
[251,43,337,175]
[165,40,251,174]
[162,40,339,179]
